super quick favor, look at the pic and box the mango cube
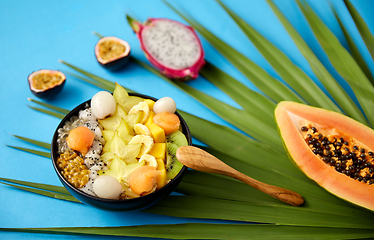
[145,99,155,111]
[156,158,167,189]
[148,123,165,143]
[144,111,155,127]
[149,142,166,160]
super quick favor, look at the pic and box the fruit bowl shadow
[51,92,191,211]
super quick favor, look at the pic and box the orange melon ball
[129,166,160,195]
[66,126,95,155]
[153,111,180,135]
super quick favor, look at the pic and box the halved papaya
[275,101,374,211]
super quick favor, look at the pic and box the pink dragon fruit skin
[128,16,205,80]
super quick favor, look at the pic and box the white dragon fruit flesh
[128,16,205,80]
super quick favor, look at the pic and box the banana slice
[128,135,154,157]
[134,123,152,136]
[139,154,158,168]
[128,101,150,124]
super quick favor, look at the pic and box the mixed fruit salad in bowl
[51,83,191,210]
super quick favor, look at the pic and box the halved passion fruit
[28,70,66,99]
[95,36,131,71]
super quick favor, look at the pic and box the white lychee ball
[91,91,116,119]
[153,97,176,114]
[92,175,122,199]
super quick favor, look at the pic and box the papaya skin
[275,101,374,212]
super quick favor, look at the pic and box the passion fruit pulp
[28,70,66,99]
[95,36,131,71]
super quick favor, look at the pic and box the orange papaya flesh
[275,101,374,212]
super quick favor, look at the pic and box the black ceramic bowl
[51,92,191,211]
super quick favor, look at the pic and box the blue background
[0,0,373,239]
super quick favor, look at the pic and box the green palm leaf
[0,179,79,203]
[28,98,70,115]
[177,169,374,219]
[0,177,71,195]
[296,0,374,126]
[343,0,374,60]
[178,111,318,184]
[154,5,305,104]
[11,8,374,237]
[12,135,51,149]
[6,145,50,158]
[216,0,342,113]
[133,56,281,145]
[200,61,276,125]
[266,0,369,126]
[59,60,117,92]
[147,195,374,228]
[332,5,374,84]
[177,149,374,219]
[65,70,111,91]
[4,224,374,240]
[28,106,66,119]
[174,81,282,148]
[4,173,374,229]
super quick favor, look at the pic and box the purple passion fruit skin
[95,36,131,71]
[28,70,66,99]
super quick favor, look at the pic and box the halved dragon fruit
[127,16,205,81]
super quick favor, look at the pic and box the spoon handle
[176,146,304,207]
[228,167,304,206]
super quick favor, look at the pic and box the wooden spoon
[176,146,304,207]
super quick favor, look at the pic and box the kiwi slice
[165,130,188,179]
[166,130,188,147]
[166,143,183,179]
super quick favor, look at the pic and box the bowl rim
[51,92,191,204]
